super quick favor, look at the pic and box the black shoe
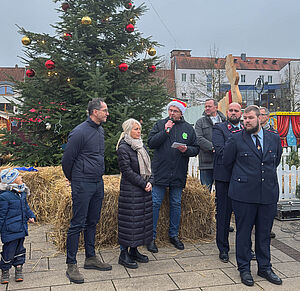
[169,236,184,250]
[257,269,282,285]
[147,240,158,253]
[129,247,149,263]
[240,271,254,286]
[219,252,229,263]
[229,226,234,232]
[270,231,276,239]
[118,250,138,269]
[251,249,256,260]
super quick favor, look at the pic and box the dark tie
[254,135,262,156]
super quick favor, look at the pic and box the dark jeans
[200,169,214,192]
[0,238,26,270]
[152,185,183,239]
[66,179,104,264]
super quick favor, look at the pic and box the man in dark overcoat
[224,105,283,287]
[212,102,242,263]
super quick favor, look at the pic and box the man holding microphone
[147,99,199,252]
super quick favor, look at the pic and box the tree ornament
[109,60,115,65]
[45,60,55,70]
[81,16,92,25]
[22,36,31,46]
[61,2,70,11]
[45,123,51,130]
[63,33,72,40]
[66,77,71,82]
[125,2,133,9]
[147,65,156,73]
[125,24,134,33]
[148,47,156,56]
[26,69,35,78]
[119,63,128,72]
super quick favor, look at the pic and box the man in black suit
[224,105,282,287]
[212,102,242,263]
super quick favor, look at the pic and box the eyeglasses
[97,108,108,113]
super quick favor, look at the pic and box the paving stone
[256,276,300,291]
[170,269,233,289]
[24,257,49,272]
[271,249,296,262]
[8,287,50,291]
[194,243,218,255]
[30,242,58,260]
[273,261,300,277]
[203,283,262,290]
[51,281,115,291]
[125,259,183,277]
[175,255,235,271]
[6,270,69,290]
[113,274,178,291]
[152,244,202,260]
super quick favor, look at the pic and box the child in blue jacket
[0,168,36,284]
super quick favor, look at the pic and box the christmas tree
[0,0,168,173]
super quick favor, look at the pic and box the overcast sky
[1,0,300,67]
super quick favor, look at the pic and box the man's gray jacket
[195,111,226,170]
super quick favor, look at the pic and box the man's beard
[245,121,259,134]
[228,116,240,125]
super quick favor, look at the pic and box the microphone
[166,118,174,133]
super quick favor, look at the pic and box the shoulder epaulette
[232,129,242,133]
[266,129,278,134]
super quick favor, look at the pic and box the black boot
[147,240,158,253]
[118,249,138,269]
[129,247,149,263]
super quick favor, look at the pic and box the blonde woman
[116,119,152,269]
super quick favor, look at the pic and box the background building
[161,50,300,111]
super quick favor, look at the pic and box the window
[190,74,195,82]
[181,73,186,82]
[241,74,246,83]
[0,86,13,95]
[181,92,187,100]
[268,75,273,84]
[207,74,212,92]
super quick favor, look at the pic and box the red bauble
[45,60,55,70]
[125,24,134,33]
[125,2,133,9]
[26,69,35,78]
[119,63,128,72]
[61,2,70,11]
[147,65,156,73]
[63,32,72,40]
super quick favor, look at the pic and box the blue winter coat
[62,117,105,182]
[0,190,35,243]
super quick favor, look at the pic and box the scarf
[124,134,151,180]
[9,183,26,193]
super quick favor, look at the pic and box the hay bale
[0,167,215,251]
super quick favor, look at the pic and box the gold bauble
[148,47,156,56]
[81,16,92,25]
[22,36,31,46]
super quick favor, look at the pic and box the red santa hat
[167,99,187,114]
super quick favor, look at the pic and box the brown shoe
[84,256,112,271]
[66,264,84,284]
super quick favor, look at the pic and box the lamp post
[254,77,264,107]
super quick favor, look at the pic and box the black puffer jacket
[116,139,153,247]
[148,117,199,188]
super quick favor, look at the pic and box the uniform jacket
[148,117,199,188]
[195,111,226,170]
[117,139,153,247]
[223,129,282,204]
[62,117,105,182]
[0,189,35,243]
[212,121,242,182]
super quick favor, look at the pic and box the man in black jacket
[62,98,111,284]
[147,99,199,252]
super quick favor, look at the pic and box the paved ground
[1,219,300,291]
